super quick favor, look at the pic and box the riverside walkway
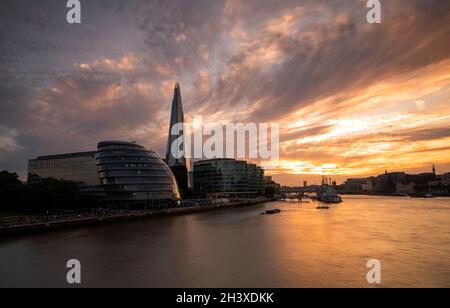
[0,198,272,235]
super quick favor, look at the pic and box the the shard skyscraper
[166,83,190,196]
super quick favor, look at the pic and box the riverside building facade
[97,141,180,202]
[193,158,265,197]
[27,141,180,205]
[28,151,99,186]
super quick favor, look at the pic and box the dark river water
[1,196,449,288]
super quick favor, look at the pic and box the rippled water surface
[1,196,449,288]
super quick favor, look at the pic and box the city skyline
[1,1,450,186]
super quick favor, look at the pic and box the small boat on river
[265,209,281,215]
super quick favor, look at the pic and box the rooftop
[33,151,97,161]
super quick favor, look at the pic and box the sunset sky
[1,0,450,185]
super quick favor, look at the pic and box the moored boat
[317,186,343,204]
[266,209,281,215]
[410,193,437,199]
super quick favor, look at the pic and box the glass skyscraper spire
[166,83,190,195]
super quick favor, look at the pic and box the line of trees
[0,170,104,212]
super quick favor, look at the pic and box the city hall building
[28,141,180,204]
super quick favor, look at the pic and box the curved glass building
[97,141,180,204]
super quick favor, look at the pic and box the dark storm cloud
[389,127,450,143]
[199,0,450,121]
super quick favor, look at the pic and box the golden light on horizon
[263,58,450,183]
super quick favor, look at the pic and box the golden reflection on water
[0,195,449,287]
[264,196,450,287]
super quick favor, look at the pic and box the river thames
[0,195,449,288]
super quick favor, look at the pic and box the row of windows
[97,152,158,159]
[106,191,177,200]
[194,168,261,173]
[97,164,167,171]
[98,157,163,165]
[98,144,145,151]
[102,177,175,185]
[105,184,176,192]
[30,158,96,169]
[99,170,170,177]
[97,149,153,156]
[99,163,159,169]
[194,175,264,181]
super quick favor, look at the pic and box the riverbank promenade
[0,197,272,235]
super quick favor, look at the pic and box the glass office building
[28,151,100,186]
[193,159,265,197]
[97,141,180,203]
[166,83,191,197]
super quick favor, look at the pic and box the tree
[30,178,81,210]
[0,171,104,212]
[1,183,26,211]
[0,171,25,211]
[0,170,21,189]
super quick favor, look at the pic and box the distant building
[264,176,281,195]
[341,168,449,196]
[28,141,180,204]
[441,173,450,186]
[396,182,415,194]
[364,177,376,193]
[428,171,450,194]
[406,172,436,186]
[193,159,265,197]
[429,184,450,196]
[373,172,406,193]
[387,172,406,182]
[344,178,368,193]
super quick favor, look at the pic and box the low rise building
[264,176,281,195]
[193,159,265,197]
[344,178,368,193]
[28,151,99,186]
[396,182,416,194]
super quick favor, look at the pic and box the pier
[279,193,314,203]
